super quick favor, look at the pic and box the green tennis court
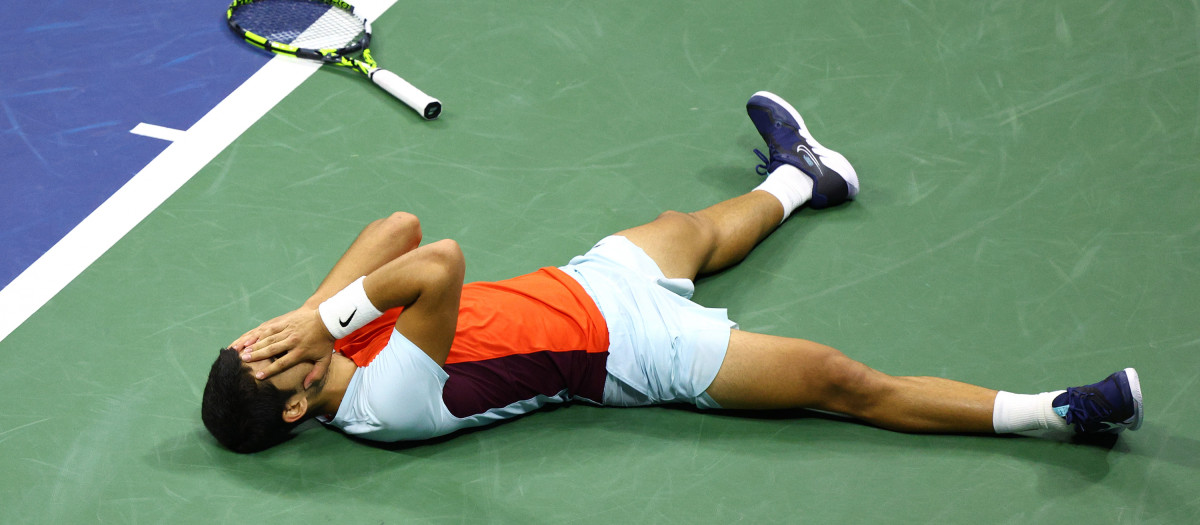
[3,1,1198,522]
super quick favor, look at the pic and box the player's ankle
[753,164,814,222]
[992,390,1070,435]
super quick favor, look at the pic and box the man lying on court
[202,91,1143,453]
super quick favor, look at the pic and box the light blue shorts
[559,236,737,409]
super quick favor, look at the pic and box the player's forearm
[303,213,423,309]
[360,239,464,313]
[312,237,463,366]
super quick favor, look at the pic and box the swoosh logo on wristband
[339,308,357,328]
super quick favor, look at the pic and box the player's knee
[656,210,718,247]
[819,354,891,419]
[654,209,688,224]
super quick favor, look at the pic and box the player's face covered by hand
[247,357,314,394]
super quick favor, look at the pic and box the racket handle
[370,69,442,120]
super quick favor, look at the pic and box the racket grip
[370,69,442,120]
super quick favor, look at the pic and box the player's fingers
[252,341,311,379]
[232,313,291,346]
[245,344,284,366]
[243,330,293,357]
[254,320,287,341]
[253,347,312,378]
[245,317,290,343]
[229,335,259,351]
[240,342,283,364]
[254,359,288,380]
[303,358,330,389]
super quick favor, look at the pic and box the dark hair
[201,348,302,453]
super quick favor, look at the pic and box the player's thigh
[616,210,716,281]
[705,329,881,413]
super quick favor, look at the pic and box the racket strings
[232,0,365,50]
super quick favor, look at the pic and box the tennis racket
[227,0,441,120]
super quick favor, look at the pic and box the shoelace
[1063,386,1116,429]
[753,148,773,176]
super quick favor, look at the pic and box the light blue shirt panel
[326,329,453,442]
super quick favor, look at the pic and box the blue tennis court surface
[1,0,269,289]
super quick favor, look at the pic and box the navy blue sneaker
[1053,368,1144,434]
[746,91,859,209]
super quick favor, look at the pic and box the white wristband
[318,277,384,340]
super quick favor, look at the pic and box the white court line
[130,122,188,142]
[0,0,397,343]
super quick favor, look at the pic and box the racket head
[227,0,371,62]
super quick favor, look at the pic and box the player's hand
[227,311,291,353]
[234,307,335,388]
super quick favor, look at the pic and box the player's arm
[364,239,464,366]
[243,238,465,380]
[230,212,422,351]
[304,212,424,310]
[229,213,425,386]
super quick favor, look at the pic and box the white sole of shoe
[1125,367,1144,431]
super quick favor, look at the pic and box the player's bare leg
[618,92,858,281]
[625,92,1143,438]
[616,191,784,281]
[707,330,1143,437]
[707,331,998,433]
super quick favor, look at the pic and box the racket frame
[226,0,440,118]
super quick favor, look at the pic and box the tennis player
[202,92,1143,453]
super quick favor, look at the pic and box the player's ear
[282,394,308,424]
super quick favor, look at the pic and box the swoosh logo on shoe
[339,308,357,328]
[1098,421,1125,432]
[795,144,822,174]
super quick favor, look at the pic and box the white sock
[754,164,813,222]
[992,390,1071,436]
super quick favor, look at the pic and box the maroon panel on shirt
[442,350,609,418]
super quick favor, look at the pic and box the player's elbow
[376,212,422,250]
[424,239,465,284]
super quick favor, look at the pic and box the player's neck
[310,353,356,417]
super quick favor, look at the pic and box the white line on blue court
[130,122,189,142]
[0,0,398,343]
